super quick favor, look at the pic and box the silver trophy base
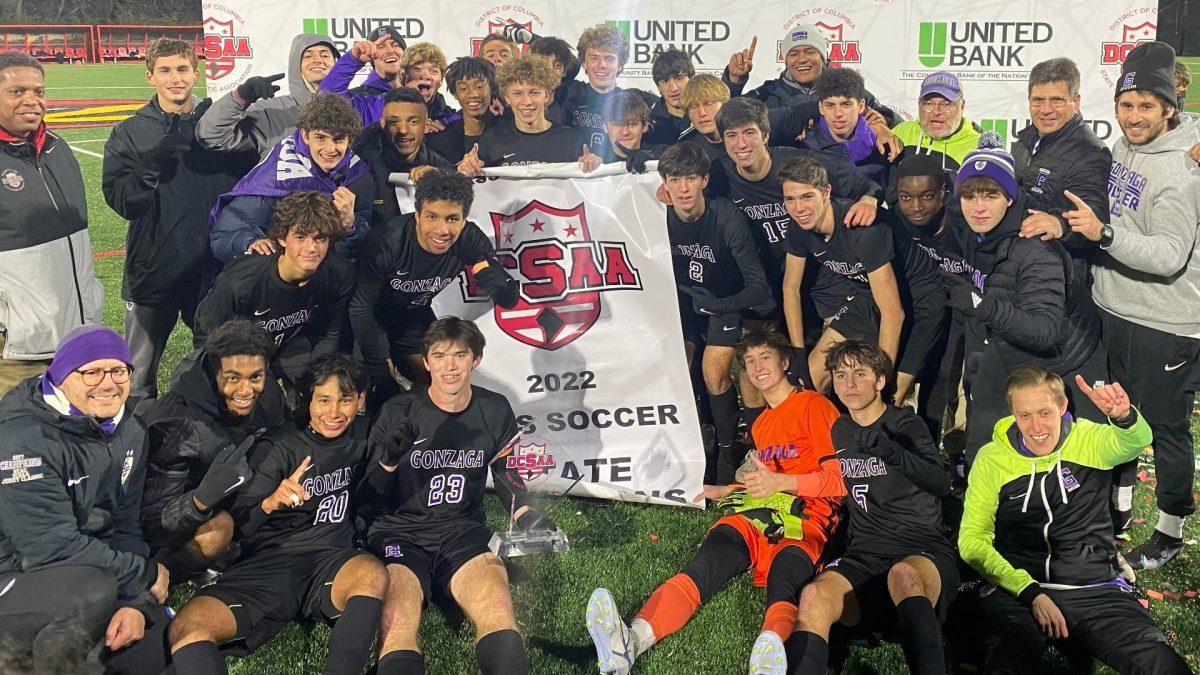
[488,529,571,558]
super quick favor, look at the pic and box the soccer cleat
[1112,508,1134,540]
[587,588,635,674]
[748,631,787,675]
[1126,530,1185,570]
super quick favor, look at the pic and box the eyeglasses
[74,366,132,386]
[919,99,958,112]
[1029,96,1072,110]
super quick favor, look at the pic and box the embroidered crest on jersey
[1,169,24,191]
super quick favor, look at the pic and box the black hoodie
[135,350,284,546]
[353,124,452,227]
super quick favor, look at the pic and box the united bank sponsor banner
[202,0,1157,148]
[393,166,705,507]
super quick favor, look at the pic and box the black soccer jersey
[230,420,373,556]
[558,80,658,154]
[349,213,498,382]
[830,405,952,557]
[877,207,945,301]
[193,250,355,352]
[784,199,894,319]
[425,117,483,164]
[667,196,770,311]
[476,122,585,167]
[367,386,527,534]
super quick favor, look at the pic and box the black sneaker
[1126,530,1185,570]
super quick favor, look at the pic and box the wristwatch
[1098,224,1115,248]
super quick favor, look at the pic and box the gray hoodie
[194,33,337,158]
[1093,124,1200,338]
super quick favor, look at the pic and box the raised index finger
[1062,189,1090,211]
[748,35,758,57]
[289,456,312,482]
[1073,374,1096,398]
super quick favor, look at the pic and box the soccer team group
[0,13,1197,675]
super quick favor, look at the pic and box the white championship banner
[201,0,1159,149]
[394,166,705,507]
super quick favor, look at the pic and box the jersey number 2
[428,474,465,506]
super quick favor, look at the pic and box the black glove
[854,427,897,460]
[192,436,255,510]
[516,508,558,532]
[146,114,191,169]
[940,270,982,315]
[678,284,732,316]
[786,345,810,388]
[617,143,652,174]
[501,22,539,45]
[382,418,417,467]
[474,261,519,309]
[236,73,284,104]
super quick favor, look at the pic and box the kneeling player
[661,142,773,482]
[368,318,554,675]
[168,354,386,675]
[586,329,844,674]
[788,341,955,675]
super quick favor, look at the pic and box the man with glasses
[890,71,980,166]
[0,326,170,672]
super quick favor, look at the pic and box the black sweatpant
[1104,311,1200,518]
[0,566,170,673]
[125,293,199,399]
[966,583,1189,674]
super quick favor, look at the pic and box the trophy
[487,423,574,558]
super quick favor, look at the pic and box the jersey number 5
[428,474,465,506]
[851,483,869,512]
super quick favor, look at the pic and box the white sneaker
[587,588,635,674]
[748,631,787,675]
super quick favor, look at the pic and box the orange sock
[761,601,798,639]
[634,574,702,640]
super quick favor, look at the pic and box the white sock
[1116,486,1134,511]
[1156,511,1185,539]
[629,618,656,658]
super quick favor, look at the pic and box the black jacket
[949,195,1098,375]
[135,350,285,547]
[103,97,255,305]
[644,96,691,146]
[725,68,899,127]
[353,124,453,227]
[0,378,154,606]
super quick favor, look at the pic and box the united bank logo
[605,19,731,67]
[917,21,1052,69]
[300,17,425,54]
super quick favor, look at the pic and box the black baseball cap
[373,25,407,50]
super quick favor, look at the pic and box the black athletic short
[679,304,743,348]
[194,547,364,651]
[823,292,880,344]
[387,308,437,358]
[896,291,949,377]
[824,545,959,631]
[368,521,494,602]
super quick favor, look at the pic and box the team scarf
[40,375,123,436]
[819,115,878,164]
[208,128,369,225]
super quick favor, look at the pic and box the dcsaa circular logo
[1,169,23,191]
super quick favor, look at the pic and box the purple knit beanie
[45,325,133,386]
[955,131,1018,201]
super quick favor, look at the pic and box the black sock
[708,388,740,447]
[376,649,425,675]
[897,596,945,675]
[742,405,765,432]
[322,596,383,675]
[784,631,827,675]
[475,629,527,675]
[172,641,226,675]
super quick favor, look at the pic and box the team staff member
[660,143,773,483]
[209,93,373,263]
[459,54,590,172]
[0,52,103,396]
[138,319,285,580]
[890,72,980,166]
[428,57,498,164]
[956,367,1189,674]
[169,354,387,675]
[368,318,554,675]
[558,24,657,154]
[789,341,954,675]
[353,87,453,226]
[780,158,943,401]
[586,329,844,675]
[196,32,339,157]
[196,192,356,389]
[103,38,255,398]
[350,170,516,397]
[1067,42,1200,569]
[0,327,170,673]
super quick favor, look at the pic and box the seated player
[353,87,453,226]
[195,191,356,391]
[677,75,818,161]
[138,318,285,581]
[477,32,517,69]
[660,143,773,482]
[803,68,896,186]
[349,169,516,398]
[559,23,658,154]
[955,367,1189,674]
[168,354,387,675]
[428,57,498,163]
[459,54,589,173]
[209,93,373,263]
[941,134,1106,463]
[788,340,954,675]
[367,318,555,675]
[0,327,170,673]
[778,157,943,397]
[643,48,695,145]
[586,328,844,674]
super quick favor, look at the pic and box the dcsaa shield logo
[201,16,253,81]
[506,442,556,481]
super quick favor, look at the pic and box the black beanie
[1116,41,1177,106]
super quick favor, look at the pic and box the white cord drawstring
[1021,461,1037,513]
[1056,455,1068,505]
